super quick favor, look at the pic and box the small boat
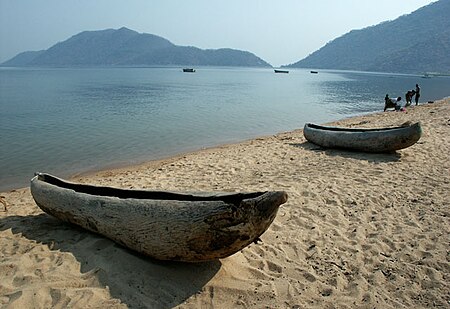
[310,71,318,74]
[274,69,289,73]
[303,122,422,153]
[30,173,288,262]
[183,68,195,73]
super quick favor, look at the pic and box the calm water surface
[1,67,449,190]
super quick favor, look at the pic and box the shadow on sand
[290,141,402,163]
[0,214,221,308]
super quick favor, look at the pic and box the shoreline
[0,102,422,194]
[1,98,449,308]
[2,66,450,194]
[0,112,371,193]
[52,98,450,188]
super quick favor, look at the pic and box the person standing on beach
[384,94,390,111]
[415,84,421,105]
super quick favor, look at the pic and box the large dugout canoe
[303,122,422,152]
[30,173,287,262]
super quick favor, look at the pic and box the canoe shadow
[0,214,221,308]
[290,141,402,163]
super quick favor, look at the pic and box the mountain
[1,27,271,67]
[286,0,450,74]
[2,50,46,66]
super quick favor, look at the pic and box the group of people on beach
[384,83,420,112]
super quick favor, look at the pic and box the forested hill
[1,27,270,68]
[285,0,450,74]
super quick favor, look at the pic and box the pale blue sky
[0,0,436,66]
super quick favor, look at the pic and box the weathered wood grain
[30,173,287,262]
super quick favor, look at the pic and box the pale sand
[1,99,449,308]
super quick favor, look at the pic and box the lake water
[1,67,449,191]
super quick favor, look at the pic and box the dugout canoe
[30,173,287,262]
[274,69,289,73]
[303,122,422,152]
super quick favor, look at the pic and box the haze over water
[1,67,449,191]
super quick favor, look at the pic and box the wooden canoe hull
[303,122,422,152]
[30,173,287,262]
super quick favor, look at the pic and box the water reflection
[1,67,449,190]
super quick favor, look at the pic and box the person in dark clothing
[415,84,421,105]
[405,90,416,107]
[384,94,391,111]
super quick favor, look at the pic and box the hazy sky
[0,0,437,66]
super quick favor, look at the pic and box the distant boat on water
[274,69,289,74]
[183,68,196,73]
[310,71,318,74]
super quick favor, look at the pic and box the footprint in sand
[303,271,316,282]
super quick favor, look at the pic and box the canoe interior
[35,173,264,203]
[306,122,419,132]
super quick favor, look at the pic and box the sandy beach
[1,98,449,308]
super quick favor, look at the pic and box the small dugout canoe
[30,173,288,262]
[303,122,422,152]
[274,69,289,73]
